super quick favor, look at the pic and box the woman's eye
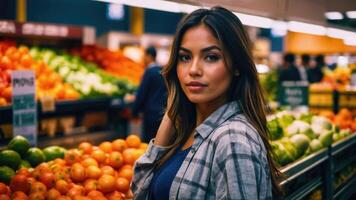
[205,54,220,62]
[178,54,191,62]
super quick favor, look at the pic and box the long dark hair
[159,6,283,195]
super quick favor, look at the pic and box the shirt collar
[195,101,241,140]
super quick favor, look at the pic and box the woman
[132,6,281,199]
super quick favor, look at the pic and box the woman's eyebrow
[179,45,221,53]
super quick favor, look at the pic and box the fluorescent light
[325,12,343,20]
[288,21,326,35]
[96,0,200,13]
[326,28,354,39]
[271,21,288,36]
[346,11,356,18]
[234,12,273,29]
[256,64,270,74]
[343,36,356,46]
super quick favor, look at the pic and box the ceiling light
[343,36,356,46]
[325,12,343,20]
[346,11,356,19]
[271,21,288,37]
[288,21,326,35]
[234,12,273,29]
[326,28,354,39]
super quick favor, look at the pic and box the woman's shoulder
[210,114,267,156]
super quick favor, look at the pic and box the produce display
[71,45,144,86]
[268,111,353,167]
[0,134,146,199]
[0,41,80,106]
[29,47,136,98]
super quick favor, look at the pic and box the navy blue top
[132,65,167,121]
[150,147,191,200]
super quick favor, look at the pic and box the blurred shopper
[132,7,282,200]
[299,54,310,83]
[132,46,167,143]
[278,53,301,82]
[307,54,324,83]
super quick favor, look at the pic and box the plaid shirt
[132,101,272,200]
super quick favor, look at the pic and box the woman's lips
[186,81,207,92]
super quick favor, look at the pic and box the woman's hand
[154,112,176,146]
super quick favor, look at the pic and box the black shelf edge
[334,153,356,173]
[284,177,322,200]
[332,134,356,156]
[280,148,328,184]
[333,175,356,200]
[0,97,126,124]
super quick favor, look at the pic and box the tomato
[70,163,86,182]
[67,187,84,199]
[11,191,28,200]
[82,158,98,167]
[87,190,104,198]
[30,181,47,194]
[100,166,115,176]
[16,168,31,177]
[10,174,30,193]
[98,175,116,194]
[79,142,93,155]
[39,172,55,189]
[56,196,72,200]
[47,188,61,200]
[85,165,102,179]
[0,194,10,200]
[84,179,98,193]
[55,179,69,195]
[28,192,45,200]
[64,149,81,165]
[0,183,9,195]
[107,152,124,169]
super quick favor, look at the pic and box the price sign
[12,70,37,146]
[278,81,309,107]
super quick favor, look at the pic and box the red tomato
[39,172,55,189]
[70,163,86,182]
[0,183,9,195]
[9,174,30,193]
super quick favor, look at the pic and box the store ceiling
[169,0,356,30]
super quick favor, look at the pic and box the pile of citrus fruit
[0,134,146,200]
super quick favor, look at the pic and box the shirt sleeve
[212,125,271,200]
[132,69,152,117]
[131,139,170,199]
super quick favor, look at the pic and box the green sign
[278,81,309,107]
[12,70,37,146]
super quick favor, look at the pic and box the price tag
[41,95,56,112]
[0,21,16,34]
[278,81,309,107]
[12,70,37,146]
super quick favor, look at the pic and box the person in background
[132,46,167,143]
[278,53,301,82]
[307,54,324,83]
[132,6,282,200]
[299,54,310,83]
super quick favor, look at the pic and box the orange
[79,142,93,155]
[106,191,123,200]
[82,158,98,167]
[122,148,137,165]
[64,149,81,165]
[100,166,115,176]
[107,152,124,169]
[55,180,69,195]
[139,143,148,151]
[125,135,141,148]
[117,167,133,182]
[99,142,112,153]
[85,165,102,179]
[98,175,116,194]
[83,179,98,193]
[91,149,106,164]
[1,87,12,102]
[112,139,127,152]
[115,177,130,193]
[47,188,61,200]
[28,192,45,200]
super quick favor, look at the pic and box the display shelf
[333,175,356,200]
[283,177,322,200]
[280,148,328,183]
[0,97,126,125]
[332,134,356,156]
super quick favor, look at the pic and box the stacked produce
[0,134,146,199]
[0,41,80,106]
[319,108,356,132]
[71,45,144,86]
[268,111,352,166]
[29,47,136,98]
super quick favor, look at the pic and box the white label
[12,70,37,146]
[0,21,16,34]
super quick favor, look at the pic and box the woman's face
[177,24,232,107]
